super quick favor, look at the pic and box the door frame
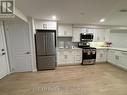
[28,18,37,72]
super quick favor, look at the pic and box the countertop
[57,47,127,52]
[56,48,82,50]
[94,47,127,52]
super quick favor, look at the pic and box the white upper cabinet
[72,28,86,42]
[72,28,82,42]
[105,29,110,42]
[87,29,96,41]
[58,24,72,37]
[34,20,57,30]
[94,29,105,42]
[72,28,107,42]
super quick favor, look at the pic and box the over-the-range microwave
[80,33,93,42]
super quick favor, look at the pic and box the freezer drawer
[37,56,56,70]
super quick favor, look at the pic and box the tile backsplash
[57,38,107,48]
[57,37,78,48]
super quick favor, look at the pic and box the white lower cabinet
[57,49,82,66]
[96,49,107,63]
[64,50,75,64]
[57,50,65,65]
[107,49,127,70]
[107,49,116,64]
[74,49,82,64]
[116,51,127,69]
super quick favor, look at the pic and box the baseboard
[57,63,81,67]
[107,62,127,71]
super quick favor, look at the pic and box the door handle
[1,49,5,51]
[2,52,5,55]
[25,52,31,54]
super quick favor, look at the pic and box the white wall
[110,30,127,48]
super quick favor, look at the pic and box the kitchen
[1,0,127,95]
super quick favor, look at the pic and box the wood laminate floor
[0,63,127,95]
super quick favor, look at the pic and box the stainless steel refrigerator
[35,30,56,71]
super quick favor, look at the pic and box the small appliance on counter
[78,33,96,65]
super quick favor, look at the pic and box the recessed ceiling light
[52,16,56,20]
[100,18,105,23]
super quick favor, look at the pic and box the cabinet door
[57,50,65,65]
[35,21,43,29]
[88,29,96,41]
[65,50,75,64]
[101,50,107,62]
[74,49,82,64]
[105,29,110,42]
[118,51,127,69]
[96,49,107,62]
[45,21,57,30]
[35,20,57,30]
[107,50,116,64]
[58,25,64,36]
[58,25,72,37]
[72,28,82,42]
[94,29,105,42]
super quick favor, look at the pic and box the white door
[0,22,9,79]
[4,21,32,72]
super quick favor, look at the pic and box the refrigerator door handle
[25,52,31,54]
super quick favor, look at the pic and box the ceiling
[16,0,127,25]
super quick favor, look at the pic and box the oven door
[82,49,96,65]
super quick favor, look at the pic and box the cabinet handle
[115,55,119,60]
[1,49,5,51]
[43,24,47,29]
[121,52,127,55]
[100,53,103,57]
[65,55,67,59]
[2,52,5,55]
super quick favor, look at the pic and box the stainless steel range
[78,33,96,65]
[82,47,96,65]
